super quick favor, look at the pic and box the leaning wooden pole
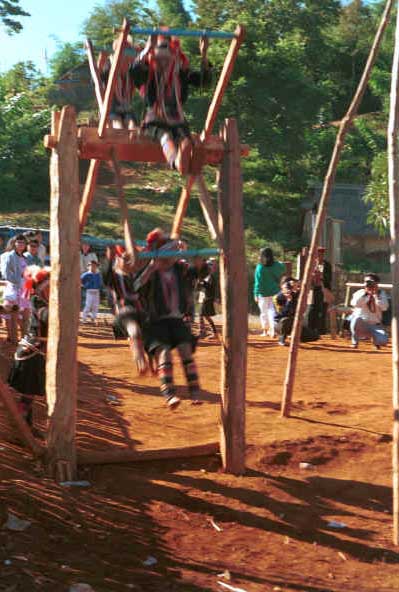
[111,152,136,264]
[218,118,247,475]
[46,106,81,481]
[171,25,245,238]
[280,0,394,418]
[388,0,399,547]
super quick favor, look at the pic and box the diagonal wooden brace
[172,25,245,238]
[98,19,131,138]
[111,151,136,265]
[195,175,222,247]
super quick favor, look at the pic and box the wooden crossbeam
[78,441,219,465]
[44,129,249,165]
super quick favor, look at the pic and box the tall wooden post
[280,0,394,418]
[218,118,247,475]
[388,0,399,547]
[46,106,80,481]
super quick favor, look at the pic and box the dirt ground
[1,322,399,592]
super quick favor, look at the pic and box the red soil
[1,325,398,592]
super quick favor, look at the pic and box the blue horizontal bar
[131,26,235,40]
[137,248,220,259]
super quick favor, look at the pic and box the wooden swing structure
[29,20,248,481]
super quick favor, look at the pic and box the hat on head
[364,273,380,284]
[317,246,326,251]
[115,245,125,257]
[146,228,167,250]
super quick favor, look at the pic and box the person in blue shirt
[81,260,103,323]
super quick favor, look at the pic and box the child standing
[81,260,103,323]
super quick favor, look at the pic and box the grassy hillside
[0,160,304,268]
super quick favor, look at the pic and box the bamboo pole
[388,0,399,547]
[281,0,394,418]
[218,118,247,475]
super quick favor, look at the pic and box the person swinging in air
[101,34,140,130]
[131,31,212,175]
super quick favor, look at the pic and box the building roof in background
[310,183,379,237]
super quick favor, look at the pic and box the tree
[82,0,156,47]
[49,42,86,81]
[0,0,29,34]
[158,0,190,28]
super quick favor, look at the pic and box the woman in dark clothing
[131,33,212,174]
[198,259,219,339]
[8,267,49,434]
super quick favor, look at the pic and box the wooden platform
[44,127,250,165]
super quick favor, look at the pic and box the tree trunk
[218,118,247,475]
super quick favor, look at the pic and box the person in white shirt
[350,273,389,350]
[34,230,47,265]
[80,241,98,274]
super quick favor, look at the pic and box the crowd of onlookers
[254,245,389,350]
[0,227,390,431]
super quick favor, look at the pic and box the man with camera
[350,273,389,350]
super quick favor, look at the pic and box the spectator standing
[350,273,389,350]
[254,247,285,337]
[198,259,219,339]
[273,278,300,346]
[81,260,103,323]
[1,235,29,342]
[307,246,333,335]
[33,231,47,265]
[80,241,98,274]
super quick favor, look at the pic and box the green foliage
[364,151,389,236]
[82,0,157,47]
[0,0,29,34]
[49,42,86,81]
[158,0,190,28]
[0,63,51,209]
[0,0,396,260]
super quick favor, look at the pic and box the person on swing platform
[101,34,140,130]
[133,235,201,410]
[131,32,212,175]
